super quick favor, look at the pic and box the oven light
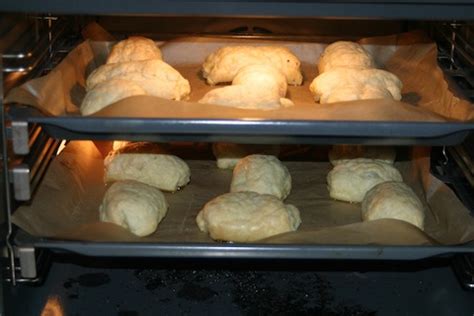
[56,140,67,155]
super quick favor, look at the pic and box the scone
[327,158,403,203]
[104,152,190,192]
[212,143,280,169]
[231,154,291,200]
[80,79,146,115]
[318,41,375,74]
[107,36,162,64]
[202,46,303,86]
[199,64,294,110]
[86,59,191,101]
[329,145,396,166]
[99,180,169,237]
[309,68,402,104]
[196,191,301,242]
[362,181,425,230]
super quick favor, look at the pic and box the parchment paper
[12,141,474,245]
[5,31,473,121]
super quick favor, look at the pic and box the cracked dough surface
[86,59,191,101]
[310,68,402,104]
[196,191,301,242]
[202,45,303,85]
[106,36,162,64]
[80,79,146,115]
[212,143,280,169]
[362,181,425,230]
[231,154,291,200]
[318,41,375,74]
[199,64,293,110]
[104,152,190,192]
[327,158,403,203]
[99,180,168,237]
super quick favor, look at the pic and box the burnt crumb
[132,268,375,315]
[63,273,111,289]
[63,280,73,289]
[78,273,111,287]
[117,311,139,316]
[67,293,79,299]
[177,283,217,301]
[229,271,375,315]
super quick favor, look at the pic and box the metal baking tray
[7,106,474,146]
[12,229,474,261]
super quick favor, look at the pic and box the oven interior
[1,13,474,289]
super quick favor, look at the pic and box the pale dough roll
[329,145,396,166]
[107,36,162,64]
[318,41,375,74]
[212,143,280,169]
[362,181,425,230]
[199,64,294,110]
[309,68,402,104]
[202,45,303,86]
[327,158,403,203]
[80,79,146,115]
[104,153,190,192]
[231,154,291,200]
[86,59,191,101]
[99,180,168,237]
[196,192,301,242]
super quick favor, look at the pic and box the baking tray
[10,141,474,260]
[8,106,474,146]
[12,229,474,260]
[6,33,474,146]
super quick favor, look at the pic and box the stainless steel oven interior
[1,5,474,290]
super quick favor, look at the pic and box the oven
[1,1,474,314]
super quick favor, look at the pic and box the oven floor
[4,256,474,315]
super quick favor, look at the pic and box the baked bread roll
[99,180,168,237]
[202,46,303,86]
[329,145,396,166]
[309,68,402,104]
[107,36,162,64]
[318,41,375,74]
[104,151,191,192]
[362,181,425,230]
[327,158,403,203]
[212,143,280,169]
[86,59,191,101]
[231,154,291,200]
[80,79,146,115]
[199,64,294,110]
[196,192,301,242]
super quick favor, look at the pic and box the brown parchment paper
[11,141,474,245]
[5,31,474,121]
